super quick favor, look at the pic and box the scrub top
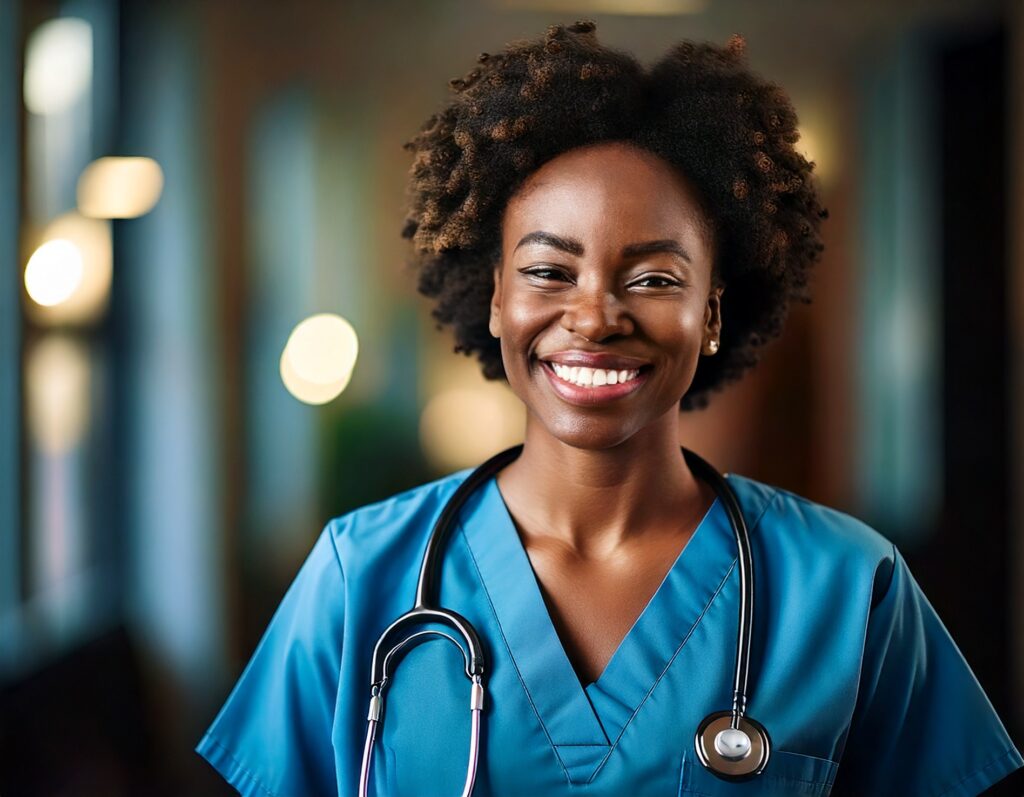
[196,466,1024,797]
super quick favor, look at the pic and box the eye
[631,275,680,289]
[521,266,571,282]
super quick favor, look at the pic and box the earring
[705,339,719,355]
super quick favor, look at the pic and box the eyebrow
[513,230,691,264]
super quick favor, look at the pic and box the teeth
[550,363,641,388]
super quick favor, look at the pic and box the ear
[488,264,503,339]
[703,285,724,344]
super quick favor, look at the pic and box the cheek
[500,294,552,355]
[646,301,706,347]
[496,304,536,387]
[496,296,559,406]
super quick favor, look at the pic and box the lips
[538,349,651,370]
[538,358,651,406]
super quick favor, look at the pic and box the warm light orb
[24,239,84,307]
[25,213,113,324]
[280,353,348,406]
[795,119,834,186]
[26,335,91,454]
[24,17,93,115]
[280,313,359,405]
[77,156,165,218]
[419,385,525,471]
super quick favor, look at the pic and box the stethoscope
[358,443,771,796]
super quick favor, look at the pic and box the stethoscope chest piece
[695,711,771,780]
[359,444,774,795]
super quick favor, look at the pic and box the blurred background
[2,0,1023,793]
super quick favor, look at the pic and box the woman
[197,21,1023,796]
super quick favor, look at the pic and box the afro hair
[401,20,828,411]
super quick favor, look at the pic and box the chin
[537,413,645,451]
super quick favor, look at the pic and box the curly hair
[401,19,828,411]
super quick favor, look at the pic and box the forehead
[502,141,713,250]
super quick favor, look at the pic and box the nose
[560,285,634,341]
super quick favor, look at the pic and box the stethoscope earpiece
[695,710,771,780]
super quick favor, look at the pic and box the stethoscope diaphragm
[360,444,773,794]
[695,710,771,779]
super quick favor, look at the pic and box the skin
[488,139,726,686]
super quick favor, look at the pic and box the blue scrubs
[196,467,1023,796]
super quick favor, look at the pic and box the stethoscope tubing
[414,445,525,611]
[359,444,769,794]
[682,449,755,728]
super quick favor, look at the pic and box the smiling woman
[195,19,1023,797]
[406,23,825,414]
[490,140,718,444]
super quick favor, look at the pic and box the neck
[496,412,713,559]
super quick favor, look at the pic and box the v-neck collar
[458,471,762,784]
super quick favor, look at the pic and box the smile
[539,359,651,406]
[550,363,641,387]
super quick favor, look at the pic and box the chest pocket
[679,748,838,797]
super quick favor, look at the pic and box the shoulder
[724,472,896,596]
[324,467,476,570]
[724,471,894,560]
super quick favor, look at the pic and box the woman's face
[489,140,722,449]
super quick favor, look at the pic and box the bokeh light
[25,335,92,455]
[419,383,524,471]
[77,156,165,218]
[23,17,93,116]
[280,313,359,405]
[796,119,834,186]
[24,212,113,324]
[24,239,83,307]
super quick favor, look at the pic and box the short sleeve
[833,545,1023,796]
[196,521,346,797]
